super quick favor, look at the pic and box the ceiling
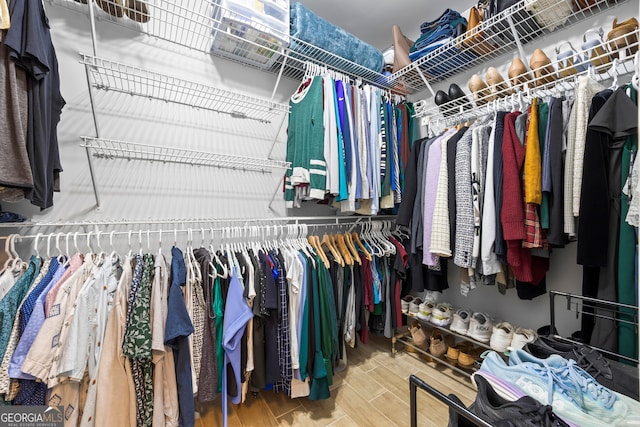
[297,0,476,51]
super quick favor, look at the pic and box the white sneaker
[467,312,493,343]
[417,300,434,321]
[510,327,538,349]
[401,295,414,314]
[450,308,471,335]
[408,298,423,317]
[430,303,452,327]
[490,321,514,352]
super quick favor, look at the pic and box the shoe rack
[392,315,494,380]
[414,28,640,124]
[392,0,630,92]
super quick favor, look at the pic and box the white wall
[4,0,639,336]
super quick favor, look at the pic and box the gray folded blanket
[289,2,384,73]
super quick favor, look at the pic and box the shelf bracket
[506,14,527,65]
[268,174,285,213]
[412,63,435,97]
[83,63,102,210]
[271,53,289,102]
[267,112,288,161]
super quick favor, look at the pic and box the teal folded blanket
[289,2,384,73]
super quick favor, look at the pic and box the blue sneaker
[508,349,640,427]
[479,350,640,427]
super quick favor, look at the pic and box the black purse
[496,0,520,13]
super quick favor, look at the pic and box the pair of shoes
[449,374,570,427]
[430,302,453,327]
[458,345,481,370]
[510,328,538,350]
[435,84,471,117]
[450,308,471,335]
[401,295,414,314]
[555,41,589,78]
[529,48,556,87]
[607,17,639,58]
[467,68,511,106]
[408,297,423,317]
[507,56,531,90]
[582,27,613,73]
[445,342,473,366]
[429,330,454,359]
[490,322,514,353]
[466,312,493,343]
[480,349,640,427]
[96,0,150,23]
[417,300,435,321]
[523,335,639,399]
[409,320,428,350]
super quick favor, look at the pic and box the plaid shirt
[272,252,292,396]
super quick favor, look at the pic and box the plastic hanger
[632,51,639,90]
[2,234,15,272]
[609,58,619,90]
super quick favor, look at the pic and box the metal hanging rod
[80,54,290,123]
[51,0,403,93]
[392,0,628,90]
[414,32,639,125]
[0,215,398,230]
[80,136,291,172]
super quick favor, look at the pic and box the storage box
[211,0,290,69]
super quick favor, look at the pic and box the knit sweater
[501,112,526,241]
[524,99,542,205]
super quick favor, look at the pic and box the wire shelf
[80,136,291,172]
[80,54,289,122]
[392,0,629,91]
[413,28,639,124]
[51,0,402,91]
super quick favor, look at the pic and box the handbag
[462,6,496,56]
[496,0,520,13]
[524,0,572,31]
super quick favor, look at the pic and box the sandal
[581,28,612,73]
[607,17,639,58]
[555,41,586,78]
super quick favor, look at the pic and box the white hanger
[127,230,133,258]
[33,233,42,259]
[46,233,53,259]
[632,51,639,90]
[609,58,619,90]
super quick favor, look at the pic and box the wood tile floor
[196,335,476,427]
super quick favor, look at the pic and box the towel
[289,2,384,73]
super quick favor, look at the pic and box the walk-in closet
[1,0,639,425]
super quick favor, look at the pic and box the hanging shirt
[95,256,136,427]
[164,247,195,427]
[222,266,253,426]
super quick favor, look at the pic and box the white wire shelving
[80,54,289,123]
[80,136,291,172]
[413,29,640,125]
[392,0,629,91]
[51,0,403,92]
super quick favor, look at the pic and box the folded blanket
[289,2,384,73]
